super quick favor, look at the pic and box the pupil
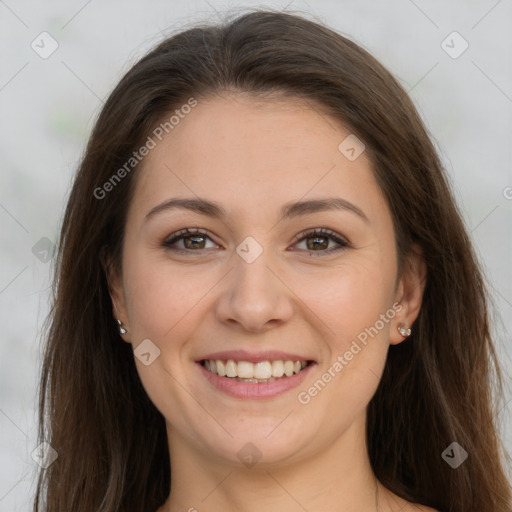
[183,235,329,251]
[308,236,327,250]
[185,235,204,249]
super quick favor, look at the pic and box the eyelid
[292,227,349,245]
[163,227,351,254]
[290,227,350,255]
[163,228,219,249]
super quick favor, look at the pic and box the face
[109,93,424,469]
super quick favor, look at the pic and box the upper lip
[196,350,315,364]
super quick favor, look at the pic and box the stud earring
[397,325,411,337]
[116,319,127,335]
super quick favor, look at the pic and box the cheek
[122,253,211,341]
[302,261,394,400]
[305,261,392,345]
[121,257,217,423]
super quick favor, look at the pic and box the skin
[108,93,435,512]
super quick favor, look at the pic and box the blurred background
[0,0,511,509]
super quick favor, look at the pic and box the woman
[33,9,511,512]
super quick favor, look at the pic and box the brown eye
[183,235,206,249]
[292,228,350,255]
[162,227,350,256]
[163,228,218,251]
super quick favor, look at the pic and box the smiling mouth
[200,359,313,383]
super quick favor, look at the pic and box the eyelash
[162,227,350,256]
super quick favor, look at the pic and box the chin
[201,426,312,469]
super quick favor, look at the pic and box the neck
[159,414,394,512]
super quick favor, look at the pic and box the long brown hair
[34,9,511,512]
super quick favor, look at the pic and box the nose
[215,245,294,333]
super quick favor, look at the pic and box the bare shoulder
[407,505,440,512]
[379,487,440,512]
[395,501,440,512]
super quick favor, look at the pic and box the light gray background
[1,0,511,509]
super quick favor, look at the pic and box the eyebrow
[144,196,370,224]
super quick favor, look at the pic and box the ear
[100,247,130,343]
[390,243,427,345]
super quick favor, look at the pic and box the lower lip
[197,362,315,399]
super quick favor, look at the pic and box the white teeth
[225,360,237,378]
[271,360,284,378]
[217,360,226,377]
[237,361,254,378]
[233,377,276,383]
[202,358,309,379]
[254,361,272,379]
[283,361,294,377]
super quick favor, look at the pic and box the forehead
[129,93,389,227]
